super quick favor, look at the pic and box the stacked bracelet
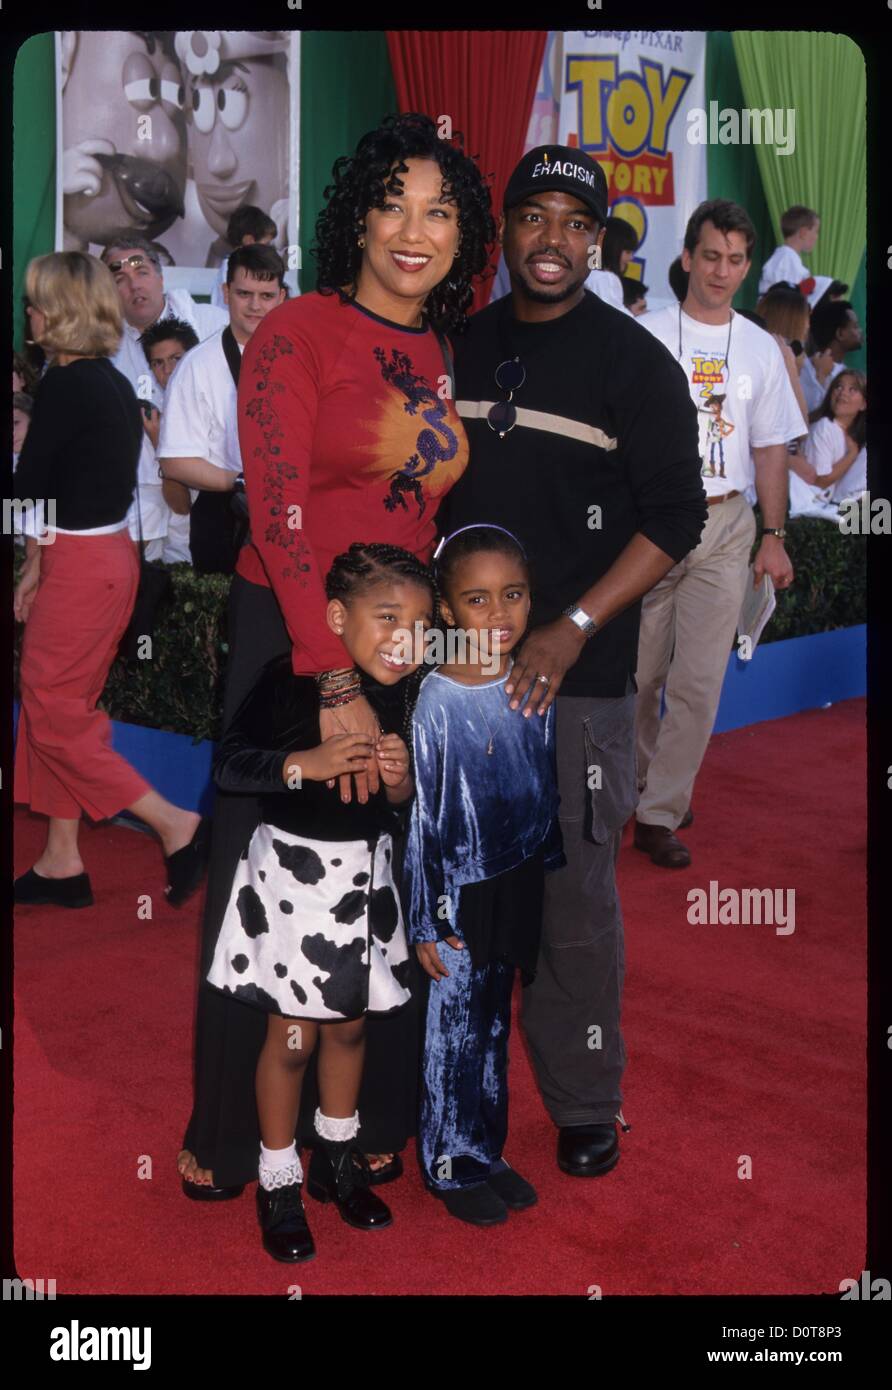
[315,666,362,709]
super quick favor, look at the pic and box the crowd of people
[11,113,866,1266]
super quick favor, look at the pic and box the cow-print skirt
[206,823,412,1022]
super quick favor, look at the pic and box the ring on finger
[537,673,550,686]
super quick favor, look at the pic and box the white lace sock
[258,1140,303,1191]
[313,1108,360,1142]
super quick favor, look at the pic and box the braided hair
[326,542,437,748]
[325,540,435,604]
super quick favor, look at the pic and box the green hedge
[13,515,865,743]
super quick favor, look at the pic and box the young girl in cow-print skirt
[206,542,434,1262]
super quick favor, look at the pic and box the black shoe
[181,1177,245,1202]
[256,1181,316,1262]
[486,1163,537,1210]
[557,1122,621,1178]
[306,1142,393,1230]
[431,1181,509,1226]
[14,867,94,909]
[165,816,212,908]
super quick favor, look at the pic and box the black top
[214,653,411,841]
[13,357,142,530]
[442,290,708,697]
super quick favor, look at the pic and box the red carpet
[13,700,865,1295]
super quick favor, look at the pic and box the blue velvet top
[403,662,564,944]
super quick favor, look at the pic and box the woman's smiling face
[358,158,460,308]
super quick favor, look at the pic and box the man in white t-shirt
[101,232,228,560]
[158,244,286,573]
[799,299,863,416]
[635,199,804,868]
[758,205,832,309]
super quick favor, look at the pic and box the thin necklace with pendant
[476,659,514,755]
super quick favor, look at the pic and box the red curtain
[385,30,546,312]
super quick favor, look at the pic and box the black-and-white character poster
[56,30,298,279]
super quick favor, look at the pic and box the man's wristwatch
[562,604,598,639]
[762,527,788,540]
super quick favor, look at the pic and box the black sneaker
[431,1181,509,1226]
[256,1182,316,1262]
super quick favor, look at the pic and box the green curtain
[13,33,57,351]
[731,31,866,296]
[705,31,776,312]
[298,32,397,292]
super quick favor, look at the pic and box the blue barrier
[12,625,866,814]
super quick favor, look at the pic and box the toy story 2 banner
[55,30,298,276]
[523,30,708,303]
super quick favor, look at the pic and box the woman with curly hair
[178,113,496,1229]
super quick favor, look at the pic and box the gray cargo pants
[521,687,638,1127]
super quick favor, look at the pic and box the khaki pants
[635,492,756,830]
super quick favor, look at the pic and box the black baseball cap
[503,145,609,226]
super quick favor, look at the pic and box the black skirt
[454,849,546,982]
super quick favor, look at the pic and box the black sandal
[165,816,212,908]
[361,1152,404,1187]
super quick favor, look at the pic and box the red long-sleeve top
[236,292,469,674]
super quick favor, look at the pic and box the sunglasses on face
[487,357,526,438]
[107,255,154,275]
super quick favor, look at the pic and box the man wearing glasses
[101,233,227,560]
[439,146,707,1180]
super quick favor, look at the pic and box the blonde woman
[13,251,210,909]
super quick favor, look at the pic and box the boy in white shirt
[759,205,832,309]
[158,244,286,574]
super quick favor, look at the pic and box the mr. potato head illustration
[60,30,187,252]
[175,30,291,266]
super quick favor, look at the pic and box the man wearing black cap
[439,146,707,1182]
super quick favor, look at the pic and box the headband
[432,523,527,564]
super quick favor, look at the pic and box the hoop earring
[357,237,366,249]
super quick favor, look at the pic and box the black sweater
[214,654,411,841]
[442,290,708,697]
[13,357,142,530]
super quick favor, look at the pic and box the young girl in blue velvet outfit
[403,524,564,1227]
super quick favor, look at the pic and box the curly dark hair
[434,523,530,607]
[313,112,497,334]
[325,541,436,605]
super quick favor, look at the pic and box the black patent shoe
[306,1142,393,1230]
[557,1122,620,1178]
[182,1177,245,1202]
[14,867,94,909]
[164,816,212,908]
[256,1182,316,1262]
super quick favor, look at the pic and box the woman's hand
[14,554,41,623]
[416,937,464,981]
[319,693,381,804]
[284,734,375,786]
[375,733,410,789]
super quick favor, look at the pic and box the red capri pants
[14,531,153,821]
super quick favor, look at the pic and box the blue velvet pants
[419,940,515,1191]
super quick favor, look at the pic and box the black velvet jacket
[214,653,412,841]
